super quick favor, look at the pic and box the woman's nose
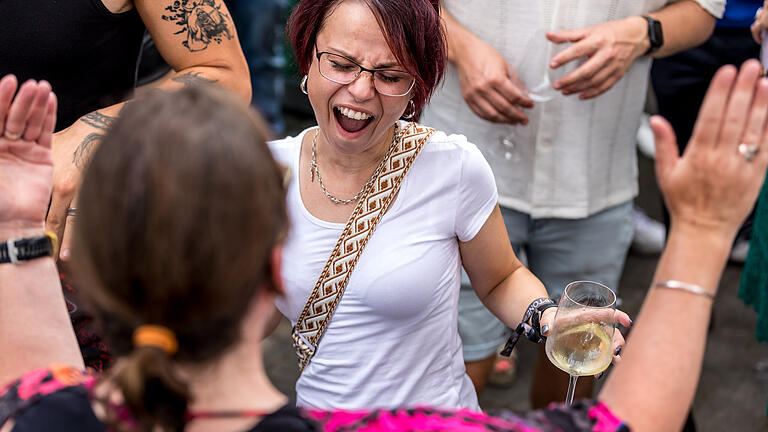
[346,70,377,101]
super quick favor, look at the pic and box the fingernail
[615,347,622,356]
[553,82,561,89]
[541,325,549,334]
[60,249,70,260]
[629,319,633,326]
[551,61,559,68]
[596,372,604,380]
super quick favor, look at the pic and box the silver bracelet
[655,280,715,299]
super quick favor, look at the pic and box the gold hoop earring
[402,99,415,120]
[300,75,308,95]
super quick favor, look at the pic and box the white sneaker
[631,207,666,255]
[637,113,655,159]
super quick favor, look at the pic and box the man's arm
[135,0,250,100]
[547,0,719,99]
[646,0,717,57]
[47,0,250,261]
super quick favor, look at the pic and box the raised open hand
[652,60,768,238]
[0,76,57,238]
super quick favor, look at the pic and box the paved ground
[265,100,768,431]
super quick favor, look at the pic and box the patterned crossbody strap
[292,122,435,374]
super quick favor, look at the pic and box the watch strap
[0,233,57,264]
[641,15,663,55]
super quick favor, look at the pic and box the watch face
[652,20,664,48]
[642,15,663,53]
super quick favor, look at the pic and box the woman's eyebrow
[327,46,401,69]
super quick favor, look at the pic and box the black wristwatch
[0,233,58,264]
[641,15,664,55]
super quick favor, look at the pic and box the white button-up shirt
[422,0,725,219]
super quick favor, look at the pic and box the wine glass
[513,0,581,102]
[545,280,616,405]
[514,29,562,103]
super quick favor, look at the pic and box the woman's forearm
[480,264,550,328]
[598,222,732,432]
[0,248,83,386]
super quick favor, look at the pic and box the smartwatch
[641,15,664,55]
[0,233,58,264]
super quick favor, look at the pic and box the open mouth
[334,106,374,134]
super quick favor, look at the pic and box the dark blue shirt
[718,0,763,28]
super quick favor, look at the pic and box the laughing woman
[270,0,629,411]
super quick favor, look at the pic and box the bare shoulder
[100,0,134,14]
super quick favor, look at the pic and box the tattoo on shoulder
[162,0,234,52]
[171,72,219,87]
[80,112,116,131]
[74,112,118,169]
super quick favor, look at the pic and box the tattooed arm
[47,0,249,260]
[138,0,249,99]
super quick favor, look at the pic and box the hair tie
[133,325,179,355]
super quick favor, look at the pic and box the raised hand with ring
[651,59,768,237]
[0,75,58,240]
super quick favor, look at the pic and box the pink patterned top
[0,366,628,431]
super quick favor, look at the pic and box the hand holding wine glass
[546,14,650,100]
[545,281,622,405]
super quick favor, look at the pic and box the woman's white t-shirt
[269,123,498,410]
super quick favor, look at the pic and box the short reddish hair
[287,0,446,119]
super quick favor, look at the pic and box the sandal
[487,347,518,388]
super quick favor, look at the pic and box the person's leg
[526,201,634,408]
[458,206,528,395]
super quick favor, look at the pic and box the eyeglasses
[315,50,415,97]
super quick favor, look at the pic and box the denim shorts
[458,201,633,362]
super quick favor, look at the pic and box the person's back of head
[71,85,287,431]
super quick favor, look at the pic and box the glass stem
[565,375,578,406]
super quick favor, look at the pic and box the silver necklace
[310,124,399,205]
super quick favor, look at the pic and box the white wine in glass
[547,322,613,376]
[545,280,616,405]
